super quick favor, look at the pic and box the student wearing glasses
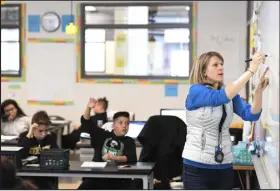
[1,99,31,136]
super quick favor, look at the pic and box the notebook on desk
[81,162,107,168]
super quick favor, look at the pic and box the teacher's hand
[256,68,269,93]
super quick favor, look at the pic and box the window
[80,2,193,79]
[1,4,22,77]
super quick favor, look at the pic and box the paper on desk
[26,164,40,167]
[1,135,18,140]
[81,162,107,168]
[1,146,23,151]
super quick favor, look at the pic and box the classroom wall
[1,1,247,128]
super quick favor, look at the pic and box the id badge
[215,146,224,163]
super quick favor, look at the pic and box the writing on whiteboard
[209,34,236,46]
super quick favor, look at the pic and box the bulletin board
[249,1,279,189]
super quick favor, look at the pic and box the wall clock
[41,11,61,32]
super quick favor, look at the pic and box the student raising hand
[84,98,95,120]
[87,98,96,108]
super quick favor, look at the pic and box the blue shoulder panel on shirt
[185,84,230,110]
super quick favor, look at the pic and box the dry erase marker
[245,54,268,62]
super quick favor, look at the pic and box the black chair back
[137,115,187,188]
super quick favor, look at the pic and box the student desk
[1,136,18,146]
[230,123,244,129]
[1,139,18,146]
[16,161,155,189]
[233,165,254,190]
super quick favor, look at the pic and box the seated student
[1,99,31,136]
[62,97,109,149]
[78,98,137,190]
[0,156,38,190]
[18,110,58,189]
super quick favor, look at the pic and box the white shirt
[1,116,31,136]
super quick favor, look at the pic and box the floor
[58,151,81,189]
[59,177,81,189]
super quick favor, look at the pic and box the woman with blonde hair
[182,51,268,189]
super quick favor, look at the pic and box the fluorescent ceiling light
[185,6,190,11]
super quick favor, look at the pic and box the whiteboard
[199,31,241,82]
[252,1,279,189]
[26,43,76,102]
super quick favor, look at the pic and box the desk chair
[229,128,243,145]
[49,115,65,121]
[49,115,65,136]
[137,115,187,189]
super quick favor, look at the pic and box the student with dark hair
[0,156,38,190]
[18,110,58,189]
[78,98,137,189]
[62,97,109,149]
[1,99,31,136]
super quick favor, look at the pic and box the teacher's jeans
[183,163,234,190]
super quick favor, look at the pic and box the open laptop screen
[126,121,146,139]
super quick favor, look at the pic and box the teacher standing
[182,51,268,189]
